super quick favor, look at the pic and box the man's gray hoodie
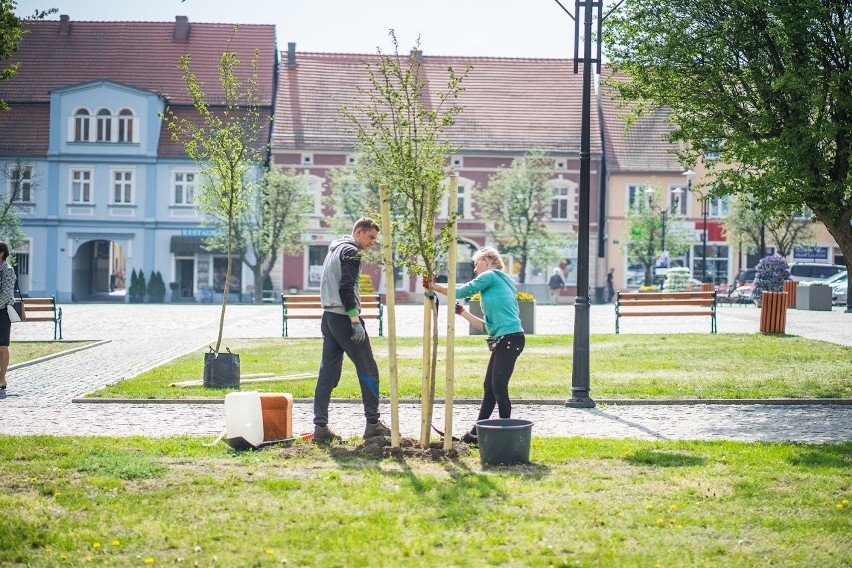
[320,235,362,317]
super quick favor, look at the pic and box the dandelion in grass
[60,553,68,560]
[656,518,664,525]
[112,540,121,546]
[145,558,155,564]
[645,503,653,510]
[669,518,676,524]
[265,549,273,554]
[670,504,678,510]
[54,492,61,497]
[92,542,101,549]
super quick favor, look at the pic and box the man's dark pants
[313,311,381,426]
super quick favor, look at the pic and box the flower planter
[468,300,536,335]
[796,284,832,311]
[759,291,787,334]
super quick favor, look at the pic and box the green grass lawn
[87,334,852,400]
[0,435,848,567]
[11,341,96,366]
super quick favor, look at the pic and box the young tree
[603,0,852,310]
[477,151,569,283]
[162,38,268,352]
[207,165,313,303]
[621,187,691,285]
[338,32,469,447]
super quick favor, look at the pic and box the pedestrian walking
[606,267,615,303]
[312,217,390,444]
[548,267,565,305]
[0,242,16,390]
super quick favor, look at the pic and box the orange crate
[259,393,293,441]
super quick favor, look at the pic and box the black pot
[203,350,240,388]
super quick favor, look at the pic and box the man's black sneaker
[313,424,342,445]
[363,420,391,439]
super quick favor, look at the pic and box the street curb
[71,396,852,406]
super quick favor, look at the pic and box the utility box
[796,284,832,311]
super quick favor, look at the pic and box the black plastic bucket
[475,418,533,466]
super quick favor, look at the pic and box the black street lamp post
[555,0,622,409]
[683,169,709,283]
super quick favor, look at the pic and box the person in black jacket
[312,218,390,444]
[548,267,565,305]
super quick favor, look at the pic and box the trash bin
[475,418,533,466]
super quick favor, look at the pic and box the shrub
[752,255,790,301]
[147,271,166,302]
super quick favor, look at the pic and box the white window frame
[627,184,652,209]
[117,108,136,143]
[668,184,688,217]
[9,165,34,204]
[303,174,324,216]
[172,170,198,206]
[111,168,135,204]
[96,108,112,142]
[550,179,577,221]
[70,168,94,204]
[73,108,91,142]
[709,195,729,218]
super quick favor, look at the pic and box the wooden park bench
[281,294,384,338]
[20,297,63,340]
[615,290,717,334]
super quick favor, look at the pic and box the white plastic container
[224,391,264,449]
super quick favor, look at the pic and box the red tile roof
[599,70,681,173]
[273,51,601,154]
[1,16,276,106]
[0,104,50,156]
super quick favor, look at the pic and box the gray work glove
[350,321,366,343]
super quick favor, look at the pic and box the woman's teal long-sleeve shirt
[455,270,523,337]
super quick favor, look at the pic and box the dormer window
[74,108,90,142]
[97,108,112,142]
[117,109,135,142]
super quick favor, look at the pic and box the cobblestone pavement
[0,302,850,444]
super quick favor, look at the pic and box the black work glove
[455,300,465,315]
[350,321,366,343]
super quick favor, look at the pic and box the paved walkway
[1,302,850,444]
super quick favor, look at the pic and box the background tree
[338,32,469,447]
[723,195,815,260]
[477,151,570,283]
[603,0,852,310]
[621,187,691,286]
[207,165,313,303]
[0,156,34,247]
[323,163,381,240]
[162,36,268,352]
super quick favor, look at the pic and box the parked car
[788,262,846,282]
[820,271,848,305]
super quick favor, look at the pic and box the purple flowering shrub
[752,255,790,301]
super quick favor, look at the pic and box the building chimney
[173,15,190,41]
[58,14,70,35]
[287,42,297,67]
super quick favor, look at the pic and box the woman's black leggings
[476,332,525,422]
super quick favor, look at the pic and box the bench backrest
[281,294,382,310]
[21,297,58,313]
[617,291,715,306]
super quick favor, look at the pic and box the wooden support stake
[379,185,400,448]
[444,174,458,450]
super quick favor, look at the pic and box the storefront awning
[170,236,227,255]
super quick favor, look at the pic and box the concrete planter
[796,284,832,311]
[468,300,536,335]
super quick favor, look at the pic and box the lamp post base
[565,394,596,409]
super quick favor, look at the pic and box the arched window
[74,108,90,142]
[117,108,135,142]
[96,108,112,142]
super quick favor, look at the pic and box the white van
[788,262,846,282]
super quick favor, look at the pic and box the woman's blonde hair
[473,246,504,270]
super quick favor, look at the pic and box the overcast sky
[14,0,593,58]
